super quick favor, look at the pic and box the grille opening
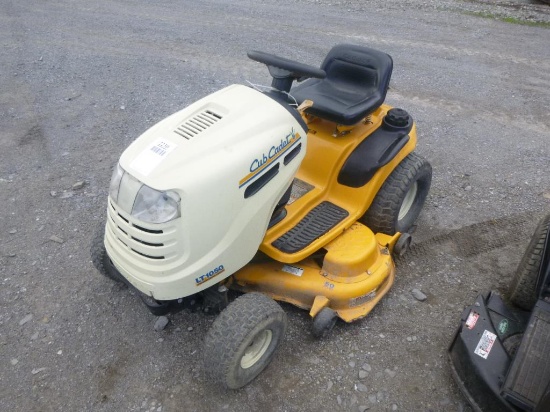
[284,143,302,165]
[174,110,222,140]
[207,110,222,119]
[183,124,200,134]
[132,248,165,260]
[116,237,128,248]
[175,129,192,139]
[244,163,280,199]
[132,224,163,234]
[118,213,129,224]
[117,225,128,236]
[132,236,164,247]
[195,114,215,126]
[189,119,207,130]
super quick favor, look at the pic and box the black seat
[291,44,393,126]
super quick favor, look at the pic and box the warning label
[474,330,497,359]
[465,311,479,330]
[288,178,314,205]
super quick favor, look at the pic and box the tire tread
[362,152,432,235]
[204,292,286,389]
[508,214,550,310]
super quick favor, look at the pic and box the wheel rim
[240,330,272,369]
[398,182,418,221]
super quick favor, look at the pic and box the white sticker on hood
[130,139,177,176]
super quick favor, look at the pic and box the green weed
[463,11,550,28]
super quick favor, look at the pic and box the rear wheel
[91,223,124,283]
[508,214,550,310]
[204,293,287,389]
[361,152,432,235]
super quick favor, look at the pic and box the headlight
[108,162,181,224]
[109,163,124,203]
[132,186,180,224]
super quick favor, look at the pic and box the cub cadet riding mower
[449,214,550,411]
[92,44,432,389]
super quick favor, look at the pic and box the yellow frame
[260,104,416,263]
[232,105,416,322]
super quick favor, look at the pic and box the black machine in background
[449,214,550,412]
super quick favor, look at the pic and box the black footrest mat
[272,201,348,254]
[502,300,550,409]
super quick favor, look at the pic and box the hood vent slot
[174,110,222,140]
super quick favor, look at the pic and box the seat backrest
[321,44,393,103]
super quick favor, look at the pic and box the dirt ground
[1,0,549,411]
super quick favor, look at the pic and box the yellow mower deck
[232,223,400,323]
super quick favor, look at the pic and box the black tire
[204,293,287,389]
[508,214,550,310]
[312,307,338,338]
[91,223,124,283]
[394,233,412,257]
[361,152,432,235]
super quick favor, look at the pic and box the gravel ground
[301,0,550,24]
[1,0,549,411]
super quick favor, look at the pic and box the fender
[338,114,413,188]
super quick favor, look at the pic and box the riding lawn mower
[91,44,432,389]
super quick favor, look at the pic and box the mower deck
[232,223,398,322]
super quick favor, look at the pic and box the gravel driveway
[1,0,549,411]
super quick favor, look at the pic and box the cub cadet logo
[239,129,301,188]
[250,129,300,173]
[195,265,225,286]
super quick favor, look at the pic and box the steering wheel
[247,50,326,94]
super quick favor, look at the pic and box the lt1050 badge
[195,265,225,286]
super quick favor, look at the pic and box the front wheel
[90,223,124,283]
[204,293,287,389]
[361,152,432,235]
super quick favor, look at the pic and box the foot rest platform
[272,201,349,254]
